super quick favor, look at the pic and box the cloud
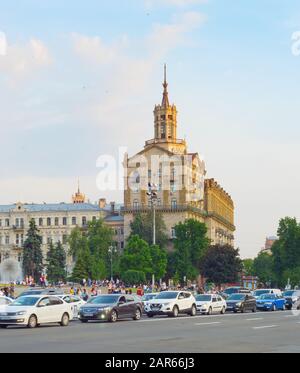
[0,31,7,56]
[145,0,208,9]
[0,38,52,81]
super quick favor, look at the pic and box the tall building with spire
[72,181,86,204]
[123,66,235,245]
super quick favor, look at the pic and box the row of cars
[0,287,300,328]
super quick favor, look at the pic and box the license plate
[84,313,94,317]
[152,308,160,312]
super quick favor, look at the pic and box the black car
[221,287,252,300]
[226,293,256,313]
[79,294,143,323]
[283,290,300,310]
[17,288,64,298]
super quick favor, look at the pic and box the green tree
[46,241,67,284]
[253,252,274,286]
[119,235,153,280]
[68,227,86,260]
[201,244,243,287]
[130,212,168,248]
[22,219,43,283]
[173,219,210,283]
[150,244,167,280]
[242,258,254,276]
[71,246,91,283]
[122,270,146,285]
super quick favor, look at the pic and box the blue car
[256,294,286,311]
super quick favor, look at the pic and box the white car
[57,295,86,318]
[253,289,282,299]
[144,291,197,318]
[0,295,73,329]
[195,294,227,315]
[0,296,13,311]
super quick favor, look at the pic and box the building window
[62,217,67,226]
[82,216,87,226]
[160,124,166,139]
[5,219,9,227]
[92,216,97,222]
[72,217,77,226]
[15,218,19,227]
[47,218,51,226]
[16,234,19,246]
[47,237,52,245]
[120,228,124,235]
[62,235,68,245]
[39,218,43,227]
[133,200,139,209]
[5,236,9,245]
[55,217,59,226]
[171,228,176,239]
[121,241,124,249]
[171,199,177,209]
[21,234,24,246]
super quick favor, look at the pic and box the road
[1,310,300,353]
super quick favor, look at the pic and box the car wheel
[272,304,277,312]
[172,306,179,318]
[133,308,142,321]
[207,307,212,315]
[27,315,38,329]
[0,325,7,329]
[190,305,197,316]
[221,307,226,315]
[60,313,69,327]
[110,310,118,323]
[282,304,286,311]
[252,306,257,313]
[241,306,245,313]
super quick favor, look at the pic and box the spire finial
[78,178,80,194]
[162,64,169,108]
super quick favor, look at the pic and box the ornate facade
[123,66,235,246]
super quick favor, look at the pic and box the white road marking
[253,325,278,330]
[246,318,264,321]
[195,322,221,326]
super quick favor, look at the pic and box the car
[144,291,197,318]
[141,293,158,306]
[17,288,64,298]
[226,293,257,313]
[79,294,143,323]
[57,295,86,318]
[256,293,286,311]
[195,294,227,315]
[0,295,73,329]
[0,296,13,311]
[221,287,252,299]
[283,290,300,310]
[253,289,282,299]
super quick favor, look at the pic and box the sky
[0,0,300,258]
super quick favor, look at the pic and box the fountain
[0,258,23,284]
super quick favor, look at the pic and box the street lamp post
[147,183,158,289]
[108,245,117,282]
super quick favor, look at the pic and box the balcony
[122,204,208,217]
[12,225,25,231]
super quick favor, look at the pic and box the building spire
[162,64,170,108]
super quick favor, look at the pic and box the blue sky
[0,0,300,257]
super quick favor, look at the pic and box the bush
[122,270,146,285]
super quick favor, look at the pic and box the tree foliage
[46,241,67,284]
[173,219,210,282]
[201,244,243,286]
[22,219,43,283]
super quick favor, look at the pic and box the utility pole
[147,183,158,289]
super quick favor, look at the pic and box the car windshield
[87,296,119,304]
[19,291,42,297]
[155,292,178,300]
[9,297,39,306]
[283,291,295,297]
[259,294,276,300]
[254,290,269,296]
[196,295,212,302]
[227,294,245,301]
[223,288,240,295]
[142,294,157,301]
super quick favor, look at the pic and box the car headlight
[201,304,208,308]
[16,311,27,316]
[97,307,111,312]
[162,303,171,307]
[236,303,242,307]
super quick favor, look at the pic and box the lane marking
[246,318,264,321]
[195,322,221,326]
[253,325,278,330]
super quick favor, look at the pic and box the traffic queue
[0,286,299,329]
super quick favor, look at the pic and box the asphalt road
[1,310,300,353]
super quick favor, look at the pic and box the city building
[260,236,277,255]
[0,189,124,280]
[123,66,235,245]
